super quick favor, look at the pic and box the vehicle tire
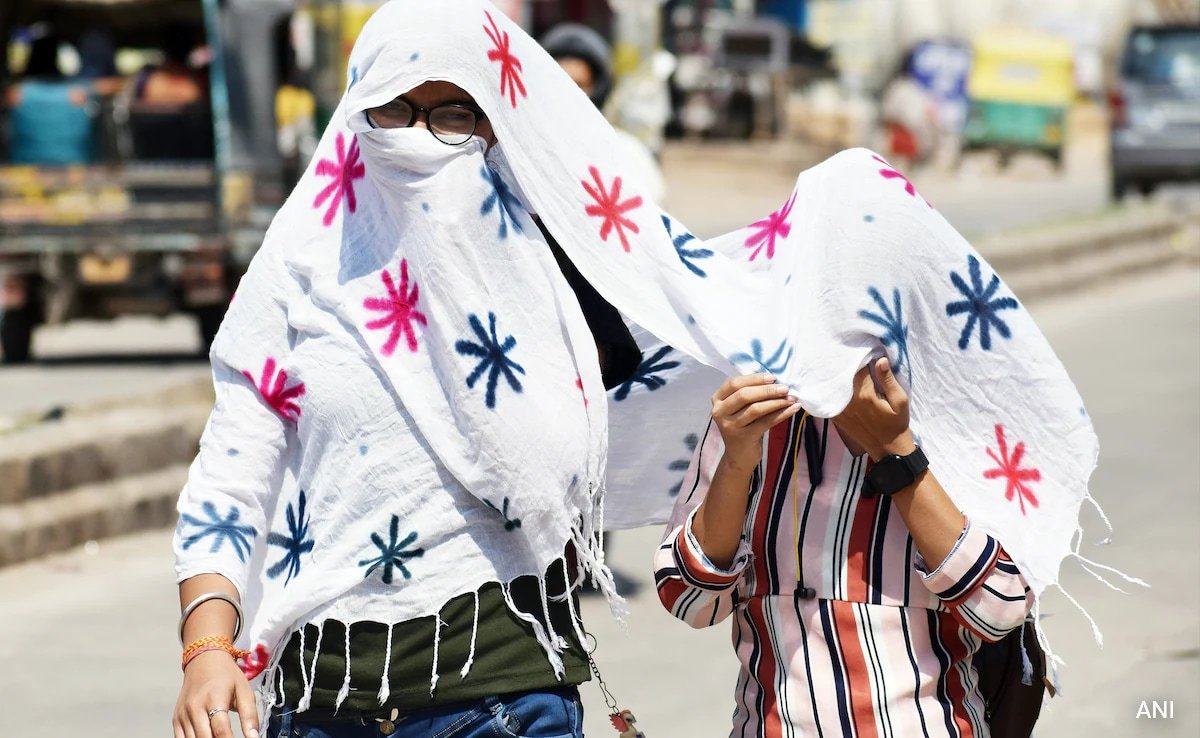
[1110,176,1128,201]
[1050,147,1065,172]
[1138,181,1156,198]
[0,305,36,364]
[194,304,228,355]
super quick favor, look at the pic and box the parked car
[1109,24,1200,200]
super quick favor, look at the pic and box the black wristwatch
[861,446,929,498]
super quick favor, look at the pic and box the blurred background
[0,0,1197,736]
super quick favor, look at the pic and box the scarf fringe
[1082,493,1115,545]
[501,581,565,678]
[1017,620,1034,686]
[334,623,353,711]
[1029,598,1063,696]
[296,621,325,712]
[377,622,394,705]
[460,590,481,679]
[429,614,445,696]
[562,557,590,649]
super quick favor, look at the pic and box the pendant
[610,709,646,737]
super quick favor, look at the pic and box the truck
[0,0,345,363]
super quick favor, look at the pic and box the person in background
[879,51,939,169]
[274,44,318,191]
[5,32,98,165]
[136,23,206,106]
[541,23,666,203]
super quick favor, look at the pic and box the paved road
[0,265,1195,737]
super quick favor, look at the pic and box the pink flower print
[872,154,932,207]
[484,11,527,108]
[744,191,797,262]
[313,132,366,227]
[582,166,643,253]
[239,644,270,680]
[983,424,1041,515]
[243,358,306,422]
[363,258,428,356]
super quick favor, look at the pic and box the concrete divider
[0,200,1196,567]
[979,202,1199,301]
[0,394,210,567]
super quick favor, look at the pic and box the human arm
[654,420,751,628]
[174,574,260,738]
[830,356,964,568]
[690,373,802,569]
[832,357,1033,636]
[917,521,1034,640]
[172,250,293,738]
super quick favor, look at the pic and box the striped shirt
[654,415,1033,737]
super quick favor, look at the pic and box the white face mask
[356,126,486,179]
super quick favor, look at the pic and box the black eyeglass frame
[364,97,489,145]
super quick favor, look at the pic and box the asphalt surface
[0,265,1194,737]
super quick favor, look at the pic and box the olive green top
[278,569,589,712]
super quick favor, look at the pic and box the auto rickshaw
[961,28,1077,169]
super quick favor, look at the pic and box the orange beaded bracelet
[182,635,250,671]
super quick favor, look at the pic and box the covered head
[539,23,614,108]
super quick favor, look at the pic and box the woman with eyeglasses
[170,9,644,738]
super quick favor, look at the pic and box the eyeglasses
[365,97,488,145]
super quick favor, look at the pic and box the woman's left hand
[832,356,915,461]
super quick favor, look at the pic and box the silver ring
[207,708,228,720]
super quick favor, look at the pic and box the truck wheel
[194,304,227,355]
[1110,176,1129,201]
[1050,147,1065,172]
[0,306,36,364]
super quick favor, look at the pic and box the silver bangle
[179,592,244,645]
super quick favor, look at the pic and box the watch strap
[862,446,929,498]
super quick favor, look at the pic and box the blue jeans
[267,687,583,738]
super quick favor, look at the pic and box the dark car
[1109,24,1200,200]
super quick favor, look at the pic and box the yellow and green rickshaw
[962,28,1077,169]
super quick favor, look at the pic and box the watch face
[866,455,914,496]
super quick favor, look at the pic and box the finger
[717,383,790,418]
[713,373,775,403]
[234,677,262,738]
[874,357,908,410]
[189,704,215,738]
[176,705,197,738]
[209,708,234,738]
[731,396,798,427]
[174,712,191,738]
[853,363,877,403]
[747,398,804,435]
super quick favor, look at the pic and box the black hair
[24,34,62,78]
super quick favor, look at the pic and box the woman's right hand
[711,373,802,471]
[173,651,260,738]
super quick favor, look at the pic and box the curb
[980,204,1200,302]
[0,465,190,566]
[0,403,209,504]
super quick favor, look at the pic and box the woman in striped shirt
[654,359,1033,736]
